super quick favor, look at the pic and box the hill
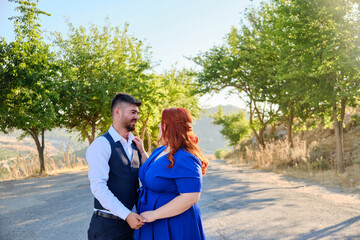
[0,104,241,159]
[193,105,242,154]
[0,129,87,161]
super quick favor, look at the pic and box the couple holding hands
[86,93,208,240]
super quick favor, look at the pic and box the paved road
[1,160,360,240]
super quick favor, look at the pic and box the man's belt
[95,210,122,220]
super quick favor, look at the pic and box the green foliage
[211,107,251,149]
[137,68,201,152]
[193,9,280,148]
[0,0,59,173]
[214,148,231,159]
[194,0,360,170]
[309,157,331,171]
[351,114,360,127]
[53,20,153,144]
[0,0,58,132]
[193,105,239,154]
[53,20,201,148]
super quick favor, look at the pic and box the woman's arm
[133,137,149,162]
[140,192,201,222]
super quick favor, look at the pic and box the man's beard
[124,119,137,131]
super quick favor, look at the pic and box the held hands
[133,137,146,154]
[140,210,158,223]
[125,212,146,229]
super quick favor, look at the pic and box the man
[86,93,146,240]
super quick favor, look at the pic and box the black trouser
[88,212,133,240]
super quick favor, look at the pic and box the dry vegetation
[0,149,87,181]
[224,122,360,192]
[0,129,88,181]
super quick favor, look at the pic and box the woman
[133,108,208,240]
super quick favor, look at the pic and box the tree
[193,23,279,149]
[136,68,201,154]
[269,0,360,172]
[212,107,251,149]
[53,21,152,144]
[195,0,360,173]
[54,21,201,151]
[302,0,360,173]
[239,1,319,148]
[0,0,59,174]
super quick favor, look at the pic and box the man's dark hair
[111,93,142,114]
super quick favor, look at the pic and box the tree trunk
[141,114,150,140]
[145,130,152,155]
[250,125,266,149]
[268,124,277,141]
[333,100,345,173]
[251,127,260,145]
[249,101,265,149]
[287,107,294,148]
[253,100,266,149]
[300,130,305,140]
[28,128,45,174]
[258,127,266,149]
[90,121,96,144]
[82,126,92,145]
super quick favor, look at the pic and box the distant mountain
[193,105,242,154]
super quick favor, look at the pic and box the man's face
[119,104,140,132]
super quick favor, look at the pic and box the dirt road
[1,160,360,240]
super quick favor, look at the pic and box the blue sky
[0,0,261,108]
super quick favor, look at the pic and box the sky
[0,0,261,109]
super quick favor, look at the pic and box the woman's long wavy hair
[159,108,208,174]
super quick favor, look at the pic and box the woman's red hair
[159,108,208,174]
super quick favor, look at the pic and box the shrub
[214,148,231,159]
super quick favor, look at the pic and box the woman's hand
[133,136,149,161]
[140,210,158,223]
[133,137,146,154]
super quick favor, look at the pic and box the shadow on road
[0,171,93,240]
[294,215,360,240]
[201,160,303,213]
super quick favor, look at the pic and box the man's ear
[114,107,122,119]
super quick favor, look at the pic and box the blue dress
[133,146,206,240]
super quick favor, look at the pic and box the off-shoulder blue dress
[133,146,205,240]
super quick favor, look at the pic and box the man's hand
[125,212,146,229]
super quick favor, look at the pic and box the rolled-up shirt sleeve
[86,136,131,220]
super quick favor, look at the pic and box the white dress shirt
[86,125,135,220]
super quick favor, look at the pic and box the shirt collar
[108,125,134,144]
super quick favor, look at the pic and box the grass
[224,137,360,192]
[0,147,19,159]
[0,147,88,181]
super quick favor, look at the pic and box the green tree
[268,0,360,172]
[0,0,59,173]
[299,0,360,173]
[241,1,317,148]
[53,21,152,144]
[195,0,360,173]
[137,68,201,154]
[193,23,279,149]
[212,107,251,149]
[54,21,201,150]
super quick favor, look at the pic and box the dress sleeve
[174,151,202,193]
